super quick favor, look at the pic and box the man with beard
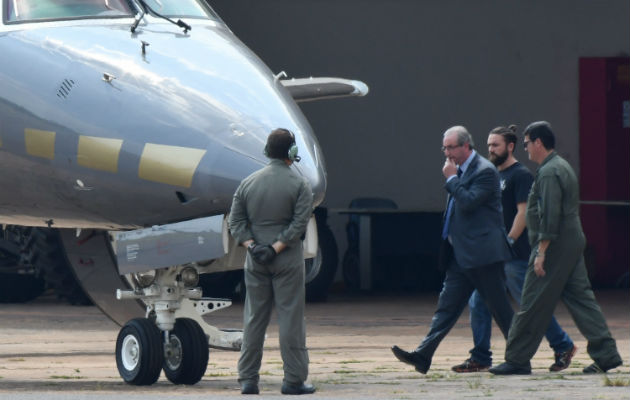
[451,125,576,374]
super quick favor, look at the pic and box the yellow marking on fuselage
[25,128,56,160]
[138,143,206,188]
[77,136,123,173]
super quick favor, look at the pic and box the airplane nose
[135,26,327,209]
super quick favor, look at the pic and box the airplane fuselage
[0,5,326,230]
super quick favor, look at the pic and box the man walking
[391,126,514,373]
[452,125,576,373]
[229,128,316,394]
[490,121,623,375]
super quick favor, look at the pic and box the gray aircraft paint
[0,7,326,230]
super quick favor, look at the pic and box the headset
[264,129,301,162]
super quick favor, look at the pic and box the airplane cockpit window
[140,0,211,19]
[6,0,133,22]
[5,0,217,23]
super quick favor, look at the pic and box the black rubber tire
[21,228,91,305]
[0,273,46,303]
[116,318,164,385]
[305,224,338,302]
[163,318,209,385]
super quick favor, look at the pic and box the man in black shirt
[451,125,576,373]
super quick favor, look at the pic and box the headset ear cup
[263,145,269,157]
[287,144,298,161]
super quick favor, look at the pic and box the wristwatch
[507,236,515,246]
[247,242,256,251]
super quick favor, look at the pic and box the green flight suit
[505,152,622,368]
[229,158,313,386]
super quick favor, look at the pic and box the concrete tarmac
[0,289,628,399]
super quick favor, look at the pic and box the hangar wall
[210,0,630,262]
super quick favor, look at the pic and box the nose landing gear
[114,267,218,385]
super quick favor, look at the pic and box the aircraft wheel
[116,318,163,385]
[163,318,209,385]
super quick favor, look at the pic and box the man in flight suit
[229,128,316,395]
[452,125,575,373]
[490,121,623,375]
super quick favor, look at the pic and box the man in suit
[391,125,514,374]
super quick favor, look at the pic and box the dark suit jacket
[442,153,511,269]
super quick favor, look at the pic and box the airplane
[0,0,367,386]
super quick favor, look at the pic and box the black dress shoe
[391,345,429,374]
[488,362,531,375]
[583,359,622,374]
[241,382,259,394]
[281,382,316,395]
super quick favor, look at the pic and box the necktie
[441,167,462,239]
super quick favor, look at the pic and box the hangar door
[579,57,630,288]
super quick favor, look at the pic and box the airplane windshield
[5,0,216,23]
[140,0,210,18]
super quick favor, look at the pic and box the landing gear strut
[114,266,225,385]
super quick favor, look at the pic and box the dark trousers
[414,260,514,371]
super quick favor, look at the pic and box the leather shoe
[583,359,622,374]
[488,362,531,375]
[391,345,428,374]
[281,383,316,395]
[241,382,259,394]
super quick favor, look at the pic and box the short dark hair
[265,128,295,159]
[489,125,518,148]
[523,121,555,149]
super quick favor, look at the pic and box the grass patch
[528,374,567,380]
[205,372,234,377]
[313,378,352,385]
[339,359,369,364]
[603,376,630,387]
[8,358,25,362]
[466,377,483,389]
[49,375,85,380]
[398,374,424,379]
[333,369,357,374]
